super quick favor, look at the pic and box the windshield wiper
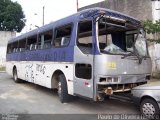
[121,50,143,64]
[121,51,138,59]
[100,49,113,54]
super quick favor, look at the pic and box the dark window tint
[7,44,12,54]
[125,31,137,52]
[75,64,92,79]
[27,35,37,50]
[18,39,26,52]
[9,42,19,53]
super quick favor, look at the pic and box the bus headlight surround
[100,77,120,83]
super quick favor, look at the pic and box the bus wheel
[13,68,21,83]
[58,74,71,103]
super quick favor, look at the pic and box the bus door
[73,20,95,99]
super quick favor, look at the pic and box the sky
[11,0,104,35]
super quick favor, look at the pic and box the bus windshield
[97,16,148,57]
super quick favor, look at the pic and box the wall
[79,0,153,21]
[0,31,16,69]
[152,0,160,22]
[149,43,160,77]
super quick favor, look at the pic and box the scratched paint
[36,64,46,74]
[25,64,34,82]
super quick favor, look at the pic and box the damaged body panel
[73,8,152,101]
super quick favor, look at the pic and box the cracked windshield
[98,17,148,57]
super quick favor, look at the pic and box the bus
[6,8,152,103]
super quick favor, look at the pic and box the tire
[13,68,21,83]
[140,98,160,120]
[104,95,110,100]
[57,74,71,103]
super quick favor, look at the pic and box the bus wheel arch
[51,70,66,89]
[12,65,21,83]
[13,65,16,74]
[51,70,71,103]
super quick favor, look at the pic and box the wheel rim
[58,81,62,98]
[142,102,156,118]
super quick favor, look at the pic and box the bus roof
[8,7,141,44]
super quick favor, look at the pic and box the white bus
[6,8,152,103]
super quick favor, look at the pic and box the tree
[0,0,25,32]
[143,20,160,43]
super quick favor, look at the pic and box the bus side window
[98,34,112,50]
[126,34,134,51]
[125,30,137,52]
[77,21,92,54]
[10,42,18,53]
[53,24,72,47]
[38,30,53,49]
[7,44,12,54]
[18,39,26,52]
[27,35,37,50]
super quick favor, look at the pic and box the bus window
[18,39,26,52]
[98,34,112,50]
[53,24,72,47]
[10,42,18,53]
[7,44,12,54]
[77,21,92,54]
[98,21,127,54]
[38,30,53,49]
[27,35,37,50]
[125,31,137,52]
[75,64,92,79]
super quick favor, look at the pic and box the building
[78,0,160,22]
[0,31,16,70]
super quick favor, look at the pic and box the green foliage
[0,0,25,32]
[147,38,160,44]
[143,20,160,43]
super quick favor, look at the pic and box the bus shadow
[13,80,139,114]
